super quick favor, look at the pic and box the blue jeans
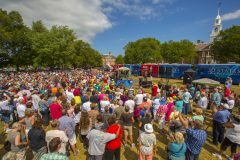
[185,148,199,160]
[183,102,190,115]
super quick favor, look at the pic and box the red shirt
[49,103,62,120]
[106,124,123,150]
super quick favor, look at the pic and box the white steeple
[210,2,222,43]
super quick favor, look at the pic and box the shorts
[221,137,238,153]
[69,133,77,145]
[123,126,133,136]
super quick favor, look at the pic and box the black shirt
[28,128,46,151]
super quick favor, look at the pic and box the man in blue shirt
[212,103,231,145]
[59,109,78,156]
[179,112,207,160]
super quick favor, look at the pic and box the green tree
[162,40,196,63]
[0,9,31,70]
[211,26,240,63]
[31,25,76,68]
[124,38,162,64]
[115,55,124,64]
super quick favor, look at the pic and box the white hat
[221,103,229,109]
[144,123,153,133]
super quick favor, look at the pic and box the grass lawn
[0,77,239,160]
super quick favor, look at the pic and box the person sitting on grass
[40,137,68,160]
[192,108,204,123]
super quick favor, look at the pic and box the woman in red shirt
[104,116,123,160]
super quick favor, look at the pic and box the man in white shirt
[124,96,135,113]
[82,97,91,111]
[135,90,144,106]
[197,93,208,111]
[16,98,26,119]
[87,122,121,160]
[100,97,110,113]
[45,120,69,155]
[66,88,74,103]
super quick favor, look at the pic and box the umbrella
[117,67,130,71]
[192,78,220,86]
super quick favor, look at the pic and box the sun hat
[144,123,153,133]
[167,97,174,103]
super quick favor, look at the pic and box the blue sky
[92,0,240,55]
[1,0,240,56]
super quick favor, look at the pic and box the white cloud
[0,0,112,42]
[222,9,240,21]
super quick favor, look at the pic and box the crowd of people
[0,70,239,160]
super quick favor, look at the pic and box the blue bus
[159,64,192,79]
[195,64,240,84]
[124,64,141,76]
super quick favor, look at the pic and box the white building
[209,6,222,43]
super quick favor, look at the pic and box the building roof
[195,43,211,52]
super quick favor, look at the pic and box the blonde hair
[12,122,21,129]
[174,132,184,144]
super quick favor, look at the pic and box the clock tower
[210,3,222,43]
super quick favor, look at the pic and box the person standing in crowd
[40,137,68,160]
[139,112,152,135]
[59,109,78,156]
[79,110,92,148]
[38,94,50,126]
[212,103,231,145]
[104,116,123,160]
[16,98,26,120]
[179,113,207,160]
[182,88,192,115]
[88,103,99,128]
[87,117,121,160]
[114,100,125,123]
[197,92,208,113]
[49,97,62,120]
[120,106,135,147]
[175,95,184,113]
[102,106,112,129]
[213,115,240,160]
[227,95,235,113]
[167,132,187,160]
[19,108,35,137]
[31,90,41,112]
[138,123,156,160]
[82,96,91,111]
[212,88,221,107]
[0,93,11,131]
[28,119,47,160]
[45,120,69,155]
[152,94,161,120]
[125,95,135,114]
[120,90,128,106]
[135,90,144,107]
[7,122,28,159]
[100,96,110,113]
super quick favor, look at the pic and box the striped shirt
[185,128,207,155]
